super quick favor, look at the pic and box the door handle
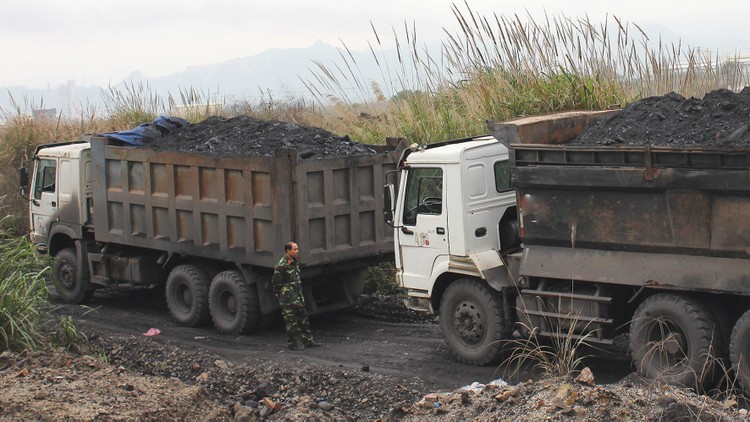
[51,201,56,207]
[32,199,40,206]
[436,227,445,235]
[401,226,414,235]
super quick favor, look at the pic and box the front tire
[165,265,210,327]
[439,278,509,365]
[730,309,750,395]
[51,247,93,304]
[209,270,260,335]
[629,293,721,387]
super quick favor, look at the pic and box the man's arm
[271,266,285,297]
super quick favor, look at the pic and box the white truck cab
[24,141,91,253]
[384,136,521,364]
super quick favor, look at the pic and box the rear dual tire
[629,294,722,388]
[209,270,260,335]
[165,265,211,327]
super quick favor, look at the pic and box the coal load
[572,87,750,148]
[143,115,377,159]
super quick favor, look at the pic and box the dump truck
[22,134,404,334]
[384,110,750,389]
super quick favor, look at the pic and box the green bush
[0,200,90,353]
[362,262,401,296]
[0,212,51,351]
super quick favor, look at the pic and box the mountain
[0,40,381,117]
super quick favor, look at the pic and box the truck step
[520,289,612,303]
[532,329,615,345]
[520,309,613,325]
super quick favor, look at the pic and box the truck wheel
[629,294,720,387]
[439,278,509,365]
[209,270,260,335]
[51,247,93,304]
[730,309,750,395]
[166,265,210,327]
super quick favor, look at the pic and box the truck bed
[90,136,404,269]
[491,111,750,294]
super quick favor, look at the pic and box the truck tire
[439,278,509,365]
[51,247,93,304]
[629,293,720,387]
[209,270,260,335]
[730,309,750,395]
[166,265,211,327]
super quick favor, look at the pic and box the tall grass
[305,6,750,144]
[0,208,51,351]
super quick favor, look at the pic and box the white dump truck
[384,111,750,390]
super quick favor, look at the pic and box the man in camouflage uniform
[272,242,321,350]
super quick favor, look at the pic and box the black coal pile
[144,115,377,159]
[572,87,750,148]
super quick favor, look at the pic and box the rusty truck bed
[491,111,750,294]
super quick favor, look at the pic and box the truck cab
[25,141,91,254]
[384,137,521,364]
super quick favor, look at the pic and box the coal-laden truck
[21,124,405,335]
[384,108,750,390]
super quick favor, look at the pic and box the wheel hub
[222,293,237,315]
[648,319,687,369]
[454,300,484,344]
[179,286,193,307]
[59,264,75,290]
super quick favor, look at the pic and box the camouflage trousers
[281,304,314,348]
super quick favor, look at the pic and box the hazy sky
[2,0,749,89]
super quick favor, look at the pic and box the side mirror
[383,184,395,224]
[19,167,29,197]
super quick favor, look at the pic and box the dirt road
[59,286,632,392]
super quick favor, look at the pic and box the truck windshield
[403,168,443,226]
[33,159,56,200]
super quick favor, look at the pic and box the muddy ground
[0,286,747,420]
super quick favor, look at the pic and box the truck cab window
[33,159,56,200]
[494,160,512,192]
[403,168,443,226]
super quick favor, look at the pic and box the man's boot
[288,340,305,350]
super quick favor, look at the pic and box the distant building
[32,108,57,121]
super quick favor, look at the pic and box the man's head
[285,242,299,259]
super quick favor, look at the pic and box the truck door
[397,167,448,291]
[29,158,58,246]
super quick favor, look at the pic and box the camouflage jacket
[272,256,304,306]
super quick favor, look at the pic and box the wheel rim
[644,318,688,374]
[218,289,237,321]
[453,299,485,346]
[174,283,192,313]
[58,262,76,291]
